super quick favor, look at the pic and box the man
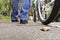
[11,0,31,24]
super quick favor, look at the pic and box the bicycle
[32,0,60,25]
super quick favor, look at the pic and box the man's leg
[11,0,19,22]
[19,0,31,24]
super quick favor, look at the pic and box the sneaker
[20,20,28,24]
[11,20,19,22]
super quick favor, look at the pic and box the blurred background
[0,0,60,22]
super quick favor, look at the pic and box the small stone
[29,16,33,21]
[40,27,51,31]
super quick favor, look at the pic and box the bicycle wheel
[37,0,60,25]
[33,0,37,22]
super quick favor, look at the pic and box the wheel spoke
[38,0,55,20]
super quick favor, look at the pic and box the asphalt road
[0,21,60,40]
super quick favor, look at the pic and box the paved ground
[0,21,60,40]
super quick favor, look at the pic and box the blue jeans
[11,0,31,20]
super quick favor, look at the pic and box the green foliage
[1,15,11,20]
[0,0,12,16]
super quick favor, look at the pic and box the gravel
[0,21,60,40]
